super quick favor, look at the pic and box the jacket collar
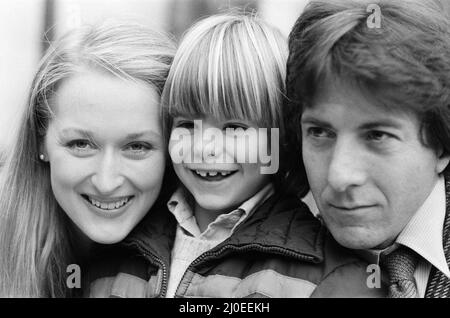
[123,191,325,266]
[122,202,177,267]
[217,191,325,262]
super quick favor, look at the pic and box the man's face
[301,83,449,250]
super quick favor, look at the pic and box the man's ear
[436,148,450,174]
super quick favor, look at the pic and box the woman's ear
[38,141,49,162]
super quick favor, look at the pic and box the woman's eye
[66,140,93,150]
[65,139,96,156]
[124,142,153,157]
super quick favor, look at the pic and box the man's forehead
[305,78,419,123]
[302,99,419,130]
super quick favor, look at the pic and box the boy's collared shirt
[357,176,450,297]
[165,183,274,297]
[167,183,274,241]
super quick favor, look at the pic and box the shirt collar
[167,184,274,238]
[167,187,200,236]
[356,177,449,278]
[396,176,450,278]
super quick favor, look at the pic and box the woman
[0,22,175,297]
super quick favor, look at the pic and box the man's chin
[329,226,383,250]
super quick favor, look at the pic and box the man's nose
[91,150,125,195]
[327,138,367,192]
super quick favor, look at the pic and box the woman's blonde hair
[161,13,293,192]
[0,22,175,297]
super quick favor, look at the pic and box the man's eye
[366,131,392,142]
[306,127,333,138]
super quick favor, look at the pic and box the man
[286,0,450,297]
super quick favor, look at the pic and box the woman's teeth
[87,196,131,210]
[194,170,233,177]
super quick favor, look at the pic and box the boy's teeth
[196,170,207,177]
[194,170,234,178]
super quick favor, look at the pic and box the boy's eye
[175,120,194,129]
[223,123,249,130]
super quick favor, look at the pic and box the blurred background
[0,0,309,166]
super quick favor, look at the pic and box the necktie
[382,246,419,298]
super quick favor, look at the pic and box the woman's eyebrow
[59,128,161,141]
[125,130,162,140]
[60,128,95,139]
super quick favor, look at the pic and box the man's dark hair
[285,0,450,195]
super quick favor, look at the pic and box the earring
[39,154,45,161]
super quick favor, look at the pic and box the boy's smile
[187,164,238,181]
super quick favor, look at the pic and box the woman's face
[44,70,166,244]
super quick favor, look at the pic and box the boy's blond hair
[162,13,296,192]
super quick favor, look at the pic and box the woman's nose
[91,151,125,195]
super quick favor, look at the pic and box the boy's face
[169,116,270,215]
[301,82,449,250]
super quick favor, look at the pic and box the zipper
[173,198,324,297]
[123,240,169,298]
[174,242,319,297]
[191,243,318,268]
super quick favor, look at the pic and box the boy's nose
[192,128,223,162]
[91,152,125,195]
[327,139,367,192]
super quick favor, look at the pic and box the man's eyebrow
[359,119,404,130]
[300,116,334,129]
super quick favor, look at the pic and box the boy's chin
[195,195,237,213]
